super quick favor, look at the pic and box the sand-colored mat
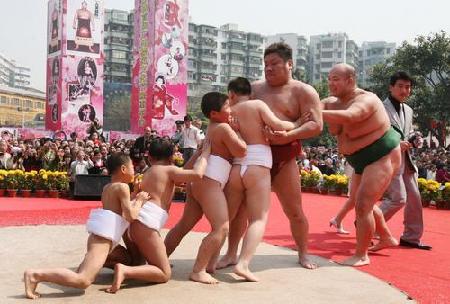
[0,225,412,304]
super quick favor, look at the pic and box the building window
[11,98,20,106]
[321,51,333,58]
[0,96,8,104]
[337,52,342,58]
[322,41,333,48]
[338,41,343,48]
[112,50,127,59]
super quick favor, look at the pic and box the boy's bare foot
[24,270,40,299]
[369,237,399,252]
[329,218,350,234]
[206,264,216,274]
[339,255,370,267]
[105,263,126,294]
[216,255,238,270]
[233,263,259,282]
[299,255,318,269]
[189,271,219,284]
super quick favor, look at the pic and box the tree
[369,31,450,146]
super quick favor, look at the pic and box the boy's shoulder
[104,182,128,193]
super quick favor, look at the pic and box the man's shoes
[399,239,432,250]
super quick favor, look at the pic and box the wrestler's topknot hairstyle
[228,77,251,96]
[264,42,292,62]
[149,137,174,160]
[201,92,228,118]
[106,152,131,174]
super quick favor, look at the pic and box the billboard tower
[46,0,104,138]
[130,0,189,136]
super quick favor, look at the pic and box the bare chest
[258,91,300,121]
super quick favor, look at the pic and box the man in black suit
[132,126,153,161]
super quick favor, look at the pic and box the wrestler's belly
[338,127,388,155]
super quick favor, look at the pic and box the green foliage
[368,31,450,146]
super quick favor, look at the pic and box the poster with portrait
[130,0,188,135]
[45,56,61,130]
[60,56,104,136]
[65,0,104,58]
[47,0,62,56]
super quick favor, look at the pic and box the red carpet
[0,194,448,304]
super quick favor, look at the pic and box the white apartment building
[358,41,396,87]
[309,33,358,84]
[188,23,265,102]
[0,52,31,89]
[266,33,308,80]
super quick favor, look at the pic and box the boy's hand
[201,139,211,155]
[300,111,312,125]
[135,191,150,205]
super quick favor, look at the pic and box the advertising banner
[61,55,104,136]
[65,0,104,58]
[47,0,62,56]
[46,0,104,137]
[131,0,188,136]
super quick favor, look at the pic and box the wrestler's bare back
[102,183,132,216]
[140,166,177,211]
[323,90,391,155]
[232,99,295,145]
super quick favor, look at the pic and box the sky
[0,0,448,91]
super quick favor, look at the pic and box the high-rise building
[104,9,134,83]
[266,33,308,81]
[0,52,31,89]
[358,41,396,87]
[187,23,265,104]
[309,33,359,84]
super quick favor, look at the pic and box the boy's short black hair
[264,42,292,62]
[228,77,251,96]
[184,114,193,122]
[390,71,414,86]
[106,152,131,174]
[149,137,174,160]
[201,92,228,118]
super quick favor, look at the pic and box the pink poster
[131,0,188,135]
[45,56,62,130]
[61,55,104,136]
[46,0,104,138]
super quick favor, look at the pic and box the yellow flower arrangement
[442,182,450,201]
[173,152,184,167]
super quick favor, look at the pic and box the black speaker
[74,174,111,197]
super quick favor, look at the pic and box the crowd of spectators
[0,118,449,185]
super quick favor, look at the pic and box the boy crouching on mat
[106,137,211,293]
[24,153,149,299]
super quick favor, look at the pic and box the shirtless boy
[106,137,210,292]
[164,92,247,284]
[24,153,148,299]
[322,63,401,266]
[223,77,297,281]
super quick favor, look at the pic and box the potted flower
[47,171,61,198]
[173,152,184,167]
[300,170,311,192]
[437,182,450,210]
[0,169,6,197]
[56,172,70,197]
[308,171,321,193]
[19,172,34,197]
[4,170,20,197]
[423,180,440,208]
[322,174,337,194]
[35,169,49,197]
[335,174,349,196]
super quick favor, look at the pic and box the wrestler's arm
[283,85,323,142]
[118,183,147,222]
[321,97,342,135]
[170,140,210,183]
[259,101,297,131]
[222,124,247,158]
[322,95,376,124]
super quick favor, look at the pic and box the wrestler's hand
[229,115,240,132]
[400,141,412,152]
[300,111,312,125]
[263,126,290,145]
